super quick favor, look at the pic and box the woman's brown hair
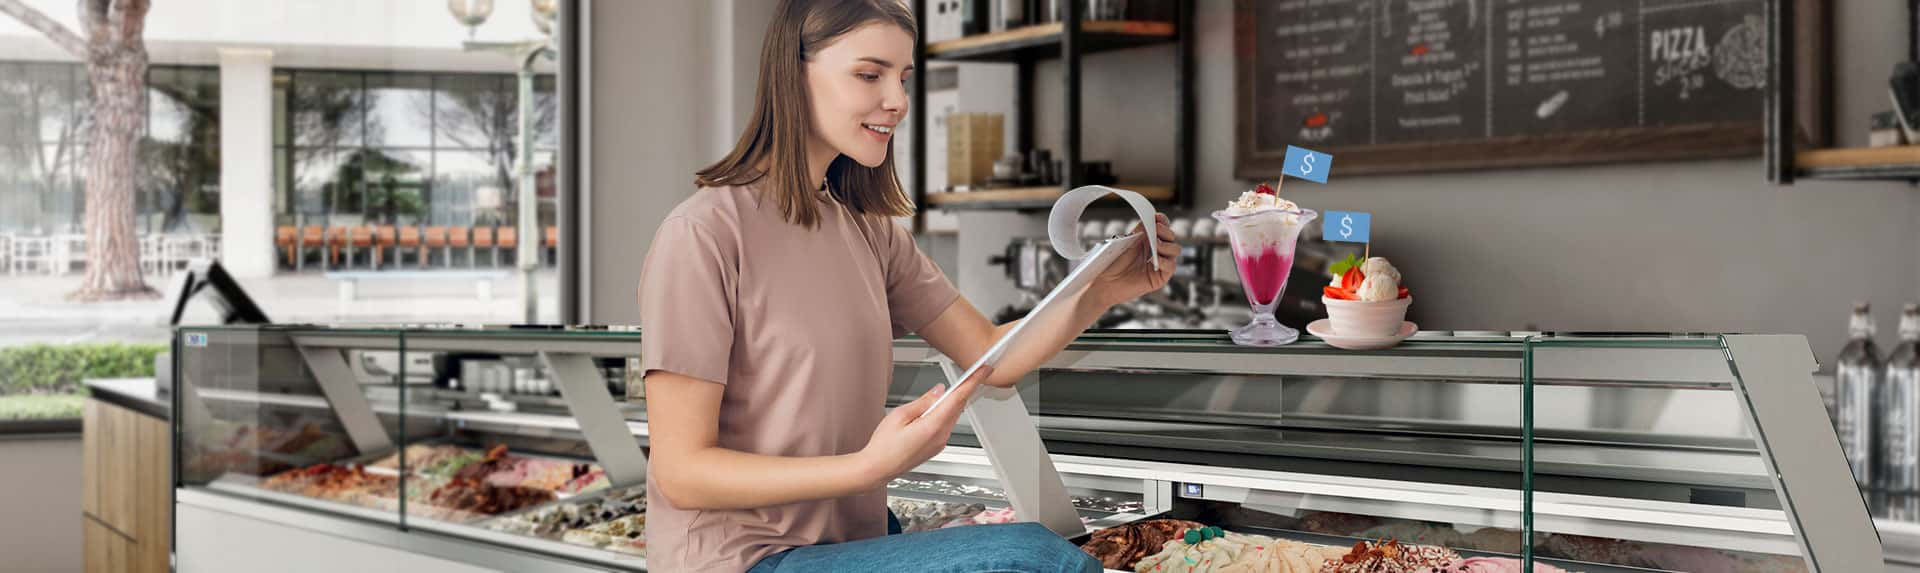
[695,0,917,228]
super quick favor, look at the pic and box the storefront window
[0,1,572,427]
[368,74,434,149]
[277,70,555,230]
[0,62,88,235]
[143,66,221,234]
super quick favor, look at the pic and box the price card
[1282,145,1333,184]
[1323,211,1371,243]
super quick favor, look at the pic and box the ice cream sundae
[1212,183,1317,346]
[1321,255,1412,341]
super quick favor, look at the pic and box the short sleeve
[878,218,961,338]
[638,217,736,385]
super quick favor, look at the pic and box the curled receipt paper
[920,186,1161,416]
[1047,185,1160,271]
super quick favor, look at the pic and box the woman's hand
[856,366,991,485]
[1088,213,1180,309]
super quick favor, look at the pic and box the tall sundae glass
[1212,185,1315,346]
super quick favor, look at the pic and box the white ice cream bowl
[1321,296,1411,338]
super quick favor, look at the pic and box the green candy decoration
[1184,529,1201,545]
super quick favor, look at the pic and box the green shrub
[0,343,167,396]
[0,394,86,420]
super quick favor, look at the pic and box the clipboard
[923,234,1139,413]
[921,200,1152,415]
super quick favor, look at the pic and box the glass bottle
[1837,302,1882,489]
[1879,304,1920,495]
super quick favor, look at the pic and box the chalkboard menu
[1235,0,1812,177]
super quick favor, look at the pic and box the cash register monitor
[166,259,271,326]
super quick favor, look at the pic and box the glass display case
[173,326,1878,573]
[889,331,1878,573]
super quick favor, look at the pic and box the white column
[218,49,276,279]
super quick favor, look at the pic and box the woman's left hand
[1088,213,1180,309]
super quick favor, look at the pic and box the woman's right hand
[857,366,992,486]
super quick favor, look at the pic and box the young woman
[637,1,1179,571]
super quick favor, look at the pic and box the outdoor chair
[350,226,379,268]
[497,227,518,266]
[275,226,298,268]
[397,226,424,268]
[298,225,324,271]
[56,234,85,275]
[448,226,473,268]
[373,225,397,269]
[472,227,496,268]
[140,234,164,275]
[544,226,558,266]
[11,236,53,276]
[325,226,350,268]
[423,226,451,268]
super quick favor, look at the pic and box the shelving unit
[908,1,1194,230]
[925,20,1176,62]
[925,184,1173,211]
[1794,146,1920,180]
[1767,0,1912,184]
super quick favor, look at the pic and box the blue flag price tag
[1324,211,1371,243]
[1282,145,1333,184]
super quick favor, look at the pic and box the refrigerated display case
[172,326,1879,572]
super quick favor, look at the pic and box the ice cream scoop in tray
[1071,504,1673,573]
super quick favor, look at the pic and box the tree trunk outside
[70,47,156,301]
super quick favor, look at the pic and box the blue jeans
[747,515,1099,573]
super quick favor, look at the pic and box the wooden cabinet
[83,399,169,573]
[83,518,134,573]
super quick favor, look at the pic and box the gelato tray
[235,441,616,526]
[480,483,648,554]
[356,442,611,496]
[1071,506,1708,573]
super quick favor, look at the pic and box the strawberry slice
[1323,286,1354,300]
[1340,267,1365,290]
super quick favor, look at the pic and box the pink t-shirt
[637,184,961,572]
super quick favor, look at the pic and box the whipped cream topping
[1226,190,1300,216]
[1215,188,1311,253]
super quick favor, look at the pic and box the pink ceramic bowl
[1321,296,1411,338]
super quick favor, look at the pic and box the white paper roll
[1052,185,1152,271]
[1047,186,1161,272]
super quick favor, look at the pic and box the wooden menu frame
[1234,0,1829,178]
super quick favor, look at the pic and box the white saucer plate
[1306,319,1419,351]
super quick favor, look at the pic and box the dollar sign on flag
[1283,145,1330,183]
[1324,211,1369,243]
